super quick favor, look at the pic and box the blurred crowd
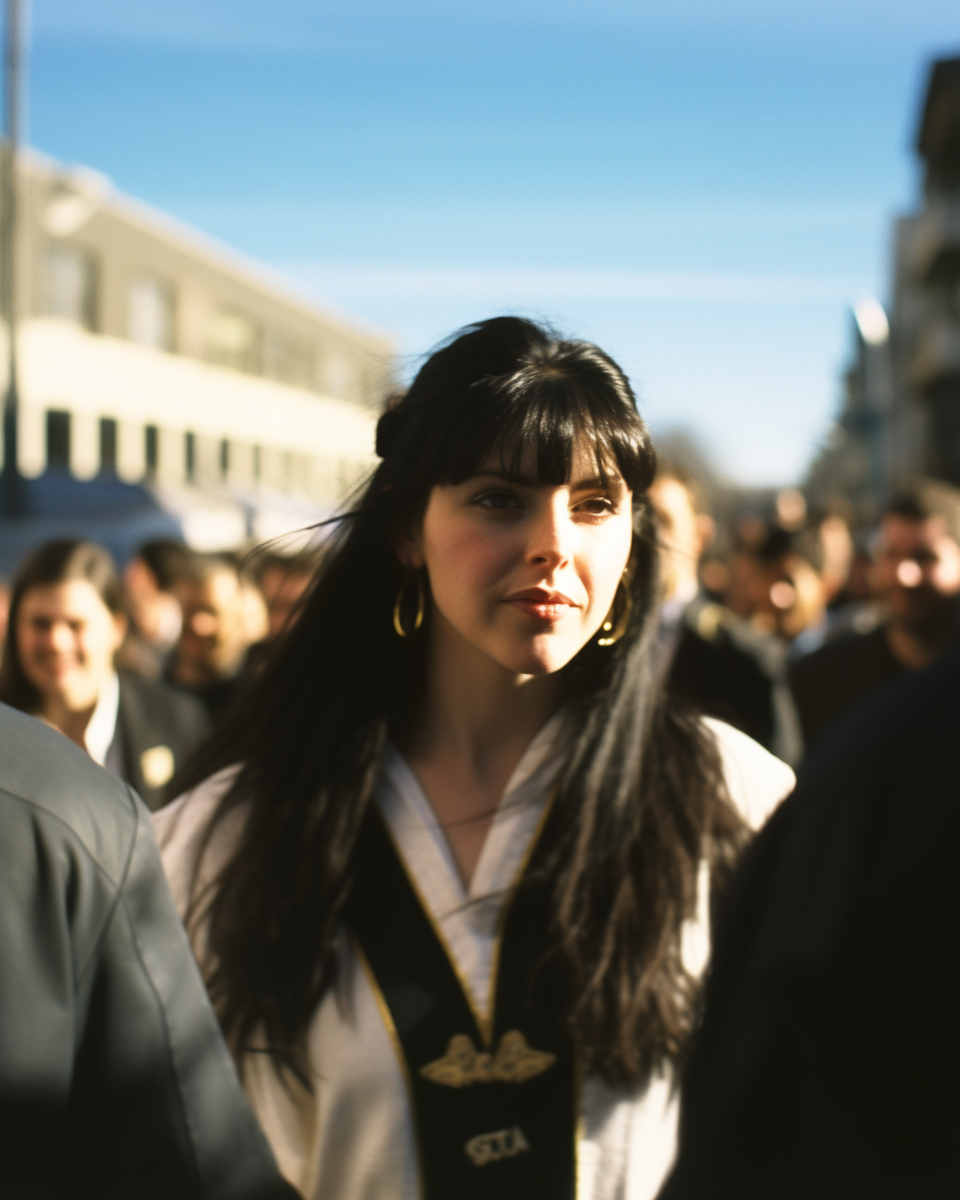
[0,464,958,802]
[0,536,321,809]
[651,465,960,765]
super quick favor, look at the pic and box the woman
[157,318,794,1199]
[0,539,209,809]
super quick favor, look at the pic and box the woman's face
[16,579,126,712]
[405,437,634,677]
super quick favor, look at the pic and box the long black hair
[172,317,747,1087]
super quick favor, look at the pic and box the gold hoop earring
[597,575,632,646]
[393,569,425,637]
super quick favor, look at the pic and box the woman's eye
[475,490,522,510]
[577,496,615,516]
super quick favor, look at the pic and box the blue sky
[26,1,960,483]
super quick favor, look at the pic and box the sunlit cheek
[426,521,517,616]
[20,637,45,677]
[579,553,631,640]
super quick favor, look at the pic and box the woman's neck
[401,619,563,888]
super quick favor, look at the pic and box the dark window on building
[219,438,229,477]
[46,410,71,470]
[99,418,117,474]
[185,431,195,481]
[145,424,158,476]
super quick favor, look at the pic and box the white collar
[375,710,564,1019]
[84,671,121,766]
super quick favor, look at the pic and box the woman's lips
[504,588,577,622]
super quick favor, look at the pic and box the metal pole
[1,0,22,516]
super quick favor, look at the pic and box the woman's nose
[527,502,573,568]
[47,622,73,652]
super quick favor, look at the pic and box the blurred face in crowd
[818,514,854,604]
[764,553,826,640]
[259,564,314,639]
[731,552,825,641]
[123,556,182,648]
[649,475,714,602]
[173,566,265,686]
[873,515,960,631]
[16,580,126,713]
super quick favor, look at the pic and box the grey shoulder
[0,702,140,884]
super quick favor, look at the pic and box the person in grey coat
[0,700,296,1200]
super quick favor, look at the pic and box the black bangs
[399,330,655,499]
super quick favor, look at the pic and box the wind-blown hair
[172,316,747,1086]
[0,538,122,712]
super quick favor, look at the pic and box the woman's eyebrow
[570,475,619,491]
[469,469,537,485]
[469,469,625,491]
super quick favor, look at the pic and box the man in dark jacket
[0,701,295,1200]
[113,669,209,808]
[650,469,802,763]
[658,650,959,1199]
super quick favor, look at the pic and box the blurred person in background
[243,546,323,678]
[727,526,828,652]
[256,546,322,640]
[816,510,855,608]
[0,540,209,809]
[117,539,189,680]
[790,480,960,751]
[796,509,885,649]
[168,551,268,724]
[651,468,802,764]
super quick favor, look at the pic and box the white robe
[155,716,794,1200]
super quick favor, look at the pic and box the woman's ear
[392,518,425,571]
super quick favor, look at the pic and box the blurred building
[807,54,960,514]
[887,56,960,490]
[805,299,892,518]
[0,146,393,566]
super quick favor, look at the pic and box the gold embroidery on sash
[419,1030,556,1087]
[464,1126,530,1166]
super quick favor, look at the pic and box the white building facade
[1,148,393,548]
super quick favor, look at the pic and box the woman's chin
[497,638,582,678]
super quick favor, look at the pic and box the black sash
[345,805,577,1199]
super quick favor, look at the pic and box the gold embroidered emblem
[465,1125,530,1166]
[419,1030,555,1087]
